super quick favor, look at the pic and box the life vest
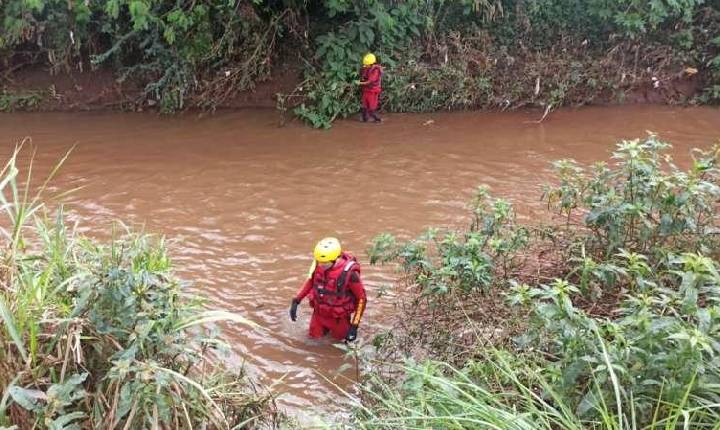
[309,252,360,318]
[360,65,383,92]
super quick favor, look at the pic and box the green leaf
[8,386,45,412]
[669,331,690,341]
[364,27,375,45]
[47,373,87,410]
[117,383,134,420]
[23,0,44,12]
[129,0,151,31]
[0,296,28,365]
[163,27,176,45]
[48,412,85,430]
[105,0,120,19]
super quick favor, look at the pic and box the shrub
[3,1,720,119]
[360,135,720,428]
[0,145,280,429]
[1,0,284,111]
[368,186,528,296]
[544,135,720,258]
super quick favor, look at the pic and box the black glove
[289,298,299,322]
[345,324,358,342]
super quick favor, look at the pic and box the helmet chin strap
[318,260,336,269]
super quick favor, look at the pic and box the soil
[2,63,302,112]
[0,62,706,113]
[4,66,136,111]
[220,65,301,109]
[623,74,703,104]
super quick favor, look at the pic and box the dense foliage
[293,0,720,127]
[0,146,280,429]
[361,136,720,428]
[1,0,286,112]
[1,1,720,124]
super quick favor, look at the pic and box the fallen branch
[524,103,553,124]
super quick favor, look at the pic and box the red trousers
[308,311,351,340]
[362,91,380,111]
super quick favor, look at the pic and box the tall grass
[0,144,281,429]
[355,350,720,430]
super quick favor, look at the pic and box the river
[1,105,719,423]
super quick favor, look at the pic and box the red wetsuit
[360,64,383,112]
[294,253,367,340]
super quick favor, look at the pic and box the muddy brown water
[1,106,719,423]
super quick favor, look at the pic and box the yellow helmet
[313,237,342,263]
[363,53,376,66]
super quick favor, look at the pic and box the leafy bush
[2,0,720,120]
[290,1,426,128]
[0,146,280,429]
[509,251,720,424]
[2,0,719,119]
[361,136,720,428]
[508,136,720,424]
[285,0,720,127]
[288,0,502,127]
[369,187,528,296]
[545,135,720,257]
[1,0,283,111]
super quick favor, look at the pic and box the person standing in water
[289,238,367,342]
[357,53,383,123]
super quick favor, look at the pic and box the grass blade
[0,295,28,365]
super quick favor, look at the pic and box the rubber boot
[369,110,382,123]
[360,108,368,122]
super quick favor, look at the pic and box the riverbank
[1,66,300,112]
[0,60,707,116]
[353,135,720,429]
[0,146,285,429]
[2,1,718,126]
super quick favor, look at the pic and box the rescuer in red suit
[289,238,367,342]
[357,53,383,123]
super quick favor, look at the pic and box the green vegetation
[0,145,280,428]
[2,1,720,125]
[0,90,43,112]
[292,0,720,127]
[358,136,720,428]
[1,0,283,112]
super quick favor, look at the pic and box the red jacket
[360,65,383,93]
[295,252,367,325]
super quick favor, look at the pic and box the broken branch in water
[524,104,553,124]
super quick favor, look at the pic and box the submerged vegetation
[358,135,720,428]
[0,145,281,429]
[1,1,720,125]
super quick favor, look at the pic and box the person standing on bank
[289,238,367,342]
[357,53,383,123]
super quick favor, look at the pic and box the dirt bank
[2,64,301,112]
[0,63,706,115]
